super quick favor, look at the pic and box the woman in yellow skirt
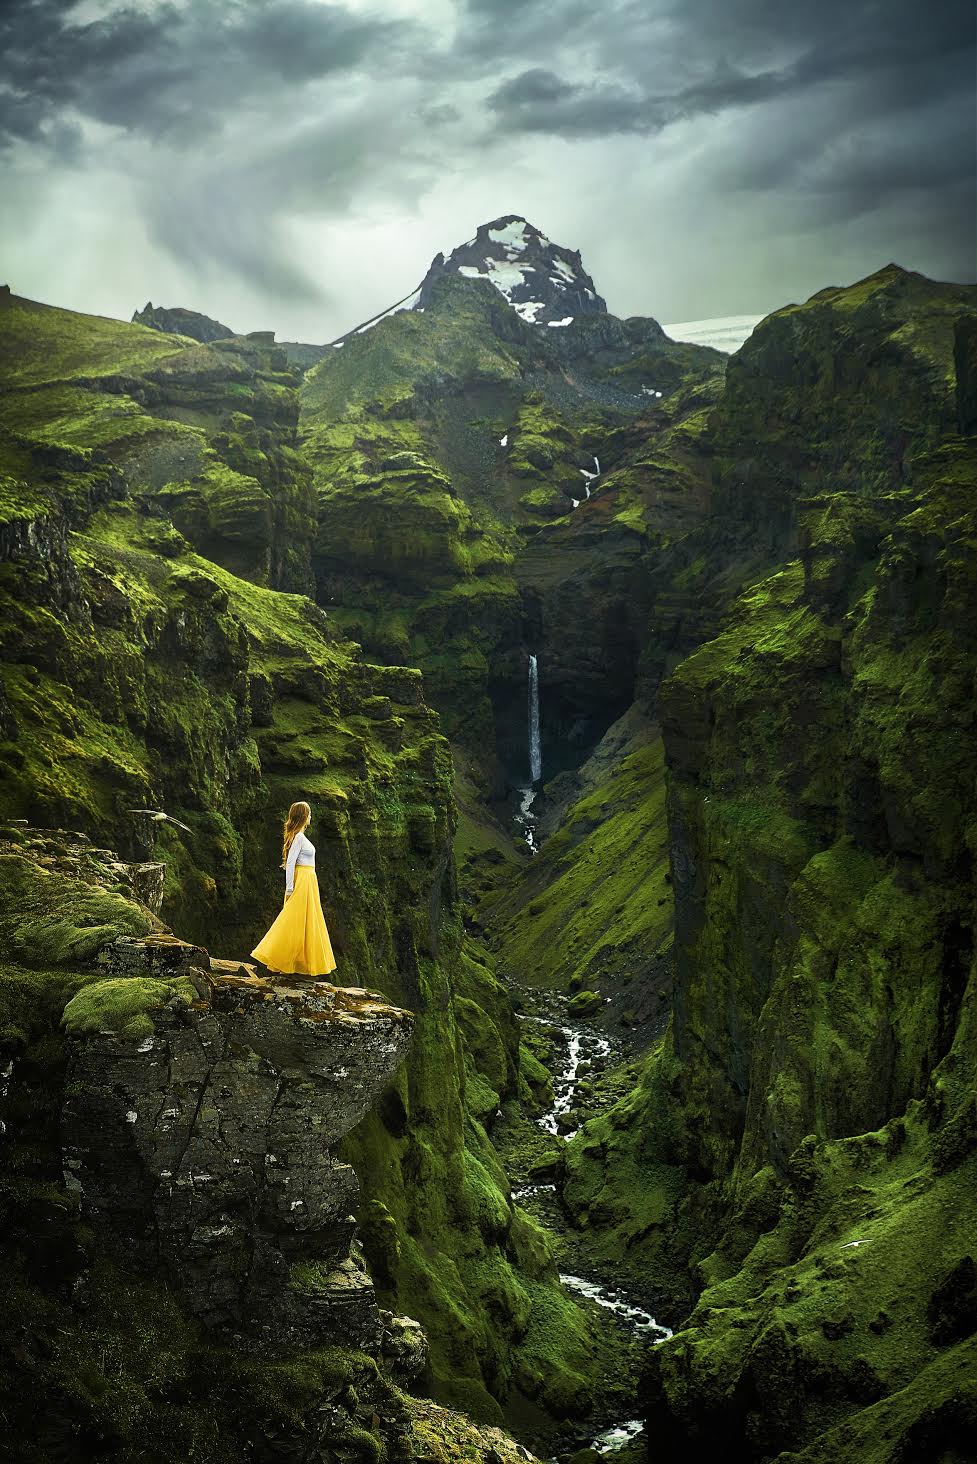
[250,800,338,977]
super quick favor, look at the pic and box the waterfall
[574,454,601,508]
[528,653,542,784]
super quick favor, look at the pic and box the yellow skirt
[250,865,337,977]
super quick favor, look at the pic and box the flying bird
[127,809,192,834]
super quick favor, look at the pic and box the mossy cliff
[481,703,673,1024]
[638,262,977,700]
[299,270,723,779]
[6,247,977,1461]
[0,290,606,1442]
[0,828,542,1462]
[555,267,977,1458]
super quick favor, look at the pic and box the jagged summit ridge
[416,213,608,325]
[132,300,235,343]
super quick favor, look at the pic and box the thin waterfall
[528,653,541,784]
[574,454,601,508]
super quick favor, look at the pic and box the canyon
[1,220,975,1462]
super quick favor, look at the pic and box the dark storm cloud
[0,0,438,302]
[481,0,975,139]
[0,0,424,145]
[485,62,790,136]
[476,0,975,265]
[0,0,972,329]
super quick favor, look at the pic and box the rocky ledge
[0,823,550,1461]
[0,822,416,1355]
[64,927,414,1348]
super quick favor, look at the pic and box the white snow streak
[513,299,545,322]
[488,219,530,252]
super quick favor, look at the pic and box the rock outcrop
[0,826,550,1461]
[65,928,413,1346]
[551,264,977,1459]
[132,301,235,343]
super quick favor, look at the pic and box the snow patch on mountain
[513,300,546,323]
[417,214,607,326]
[488,219,532,253]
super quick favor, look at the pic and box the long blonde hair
[281,800,311,868]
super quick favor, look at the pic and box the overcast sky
[2,0,974,341]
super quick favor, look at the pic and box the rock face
[132,300,235,342]
[4,820,167,914]
[0,291,605,1429]
[0,828,550,1464]
[64,929,413,1346]
[418,214,608,325]
[300,259,723,780]
[550,264,977,1460]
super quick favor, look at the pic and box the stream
[504,757,671,1457]
[535,1021,612,1141]
[504,975,672,1459]
[514,785,540,854]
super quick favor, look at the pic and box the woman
[250,800,337,977]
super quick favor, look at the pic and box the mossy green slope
[299,271,725,772]
[637,262,977,709]
[0,292,604,1432]
[483,708,672,1004]
[0,290,316,592]
[554,267,977,1457]
[300,280,524,755]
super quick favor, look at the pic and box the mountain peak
[417,214,607,326]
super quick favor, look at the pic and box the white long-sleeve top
[285,829,316,895]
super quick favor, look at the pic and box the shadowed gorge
[2,221,976,1463]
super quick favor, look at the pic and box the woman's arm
[285,831,303,896]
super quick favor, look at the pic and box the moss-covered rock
[560,269,977,1455]
[484,706,672,1001]
[299,269,724,776]
[0,289,608,1435]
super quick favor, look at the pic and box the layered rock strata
[64,930,414,1347]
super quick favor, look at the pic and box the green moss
[485,730,671,993]
[62,974,194,1038]
[0,960,95,1053]
[518,1043,554,1115]
[0,383,199,461]
[0,854,154,967]
[0,295,189,385]
[0,469,56,526]
[0,1246,396,1464]
[562,1039,687,1284]
[300,274,526,428]
[647,1101,977,1459]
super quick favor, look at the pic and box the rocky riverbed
[493,965,675,1461]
